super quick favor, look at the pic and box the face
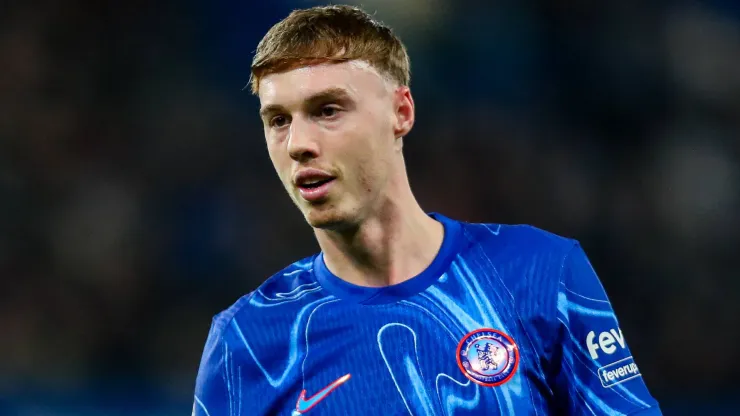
[258,61,414,230]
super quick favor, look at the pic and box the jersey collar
[313,213,463,305]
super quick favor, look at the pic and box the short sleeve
[551,242,662,415]
[192,318,230,416]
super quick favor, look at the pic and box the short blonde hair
[249,5,410,94]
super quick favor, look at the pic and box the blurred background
[1,0,739,414]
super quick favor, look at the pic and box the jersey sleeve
[551,242,662,415]
[192,317,231,416]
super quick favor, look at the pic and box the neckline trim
[313,213,463,305]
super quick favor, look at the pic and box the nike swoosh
[294,373,351,414]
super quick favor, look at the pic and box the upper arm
[193,317,230,416]
[551,242,661,415]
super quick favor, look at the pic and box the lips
[298,177,334,189]
[294,169,336,202]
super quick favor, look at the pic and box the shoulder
[208,254,328,340]
[454,219,592,349]
[454,218,584,310]
[459,220,578,265]
[195,257,327,411]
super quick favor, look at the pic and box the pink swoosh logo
[294,373,351,414]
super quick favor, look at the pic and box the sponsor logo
[456,328,519,387]
[293,374,351,414]
[586,328,626,359]
[598,356,642,388]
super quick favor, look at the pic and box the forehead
[258,60,390,107]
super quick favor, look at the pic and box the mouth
[297,177,335,190]
[295,175,336,202]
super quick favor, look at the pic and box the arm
[551,242,661,415]
[193,317,231,416]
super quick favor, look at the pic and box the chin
[302,203,357,231]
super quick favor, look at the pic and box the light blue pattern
[231,296,332,387]
[194,395,211,416]
[192,215,661,415]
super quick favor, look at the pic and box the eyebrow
[259,87,353,119]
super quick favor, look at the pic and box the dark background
[1,0,739,414]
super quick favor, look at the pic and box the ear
[392,86,415,139]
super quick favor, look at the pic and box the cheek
[267,145,291,182]
[344,128,393,191]
[357,166,373,194]
[352,148,385,195]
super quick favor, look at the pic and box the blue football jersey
[193,213,661,415]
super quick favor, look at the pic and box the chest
[272,300,548,416]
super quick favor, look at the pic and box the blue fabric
[193,213,661,415]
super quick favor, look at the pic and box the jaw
[303,204,357,231]
[298,190,366,232]
[306,188,400,235]
[293,186,349,229]
[294,158,405,231]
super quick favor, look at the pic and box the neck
[314,173,444,288]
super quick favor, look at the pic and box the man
[193,5,662,415]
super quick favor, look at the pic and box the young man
[193,5,662,415]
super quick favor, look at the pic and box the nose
[286,116,320,163]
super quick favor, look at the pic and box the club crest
[456,328,519,387]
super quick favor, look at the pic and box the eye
[270,115,289,128]
[320,105,341,118]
